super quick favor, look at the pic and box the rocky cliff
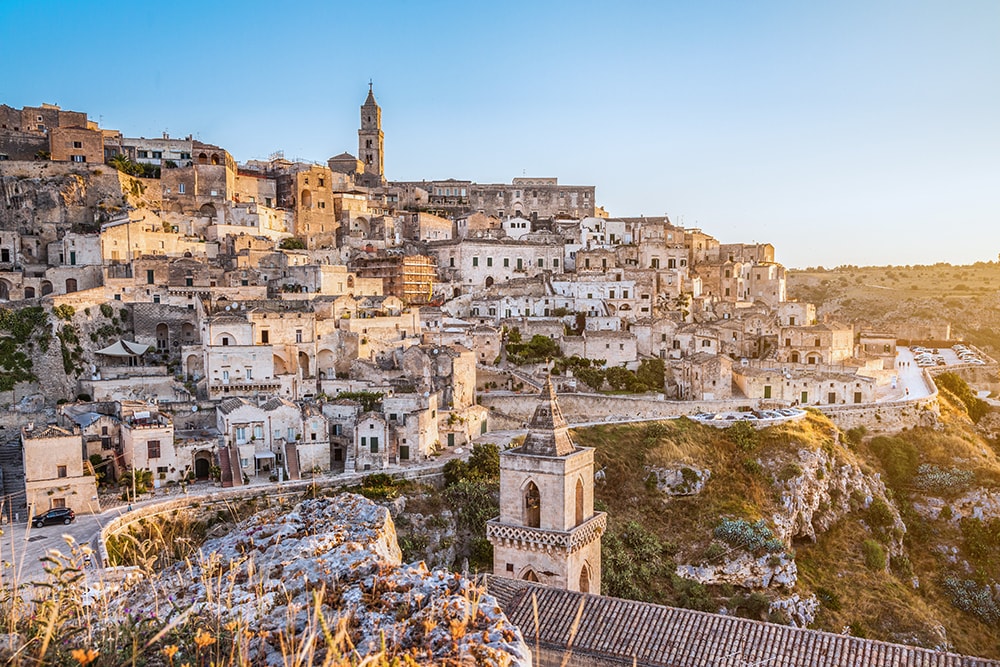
[105,494,530,666]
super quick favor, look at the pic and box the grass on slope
[573,404,1000,658]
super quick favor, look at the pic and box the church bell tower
[487,377,607,593]
[358,82,384,185]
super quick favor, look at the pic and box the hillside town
[4,89,1000,667]
[1,90,986,521]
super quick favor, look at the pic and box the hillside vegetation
[787,262,1000,355]
[573,386,1000,658]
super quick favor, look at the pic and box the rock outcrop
[769,446,905,555]
[646,465,711,496]
[106,494,530,666]
[676,552,797,589]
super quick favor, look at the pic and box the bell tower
[487,377,606,593]
[358,81,384,184]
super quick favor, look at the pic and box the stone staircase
[0,439,26,522]
[284,442,300,481]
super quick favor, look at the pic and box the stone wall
[481,387,941,432]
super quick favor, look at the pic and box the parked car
[32,507,75,527]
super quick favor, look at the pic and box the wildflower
[193,628,216,650]
[162,645,180,665]
[70,648,99,665]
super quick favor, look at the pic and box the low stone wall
[481,381,940,433]
[97,462,448,568]
[480,391,758,426]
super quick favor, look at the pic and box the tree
[279,237,307,250]
[636,358,665,391]
[120,468,153,501]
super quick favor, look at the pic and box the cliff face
[107,494,530,666]
[0,162,127,232]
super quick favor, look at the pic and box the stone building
[351,253,436,304]
[732,365,876,405]
[21,423,100,517]
[487,378,606,593]
[675,352,733,400]
[432,233,565,292]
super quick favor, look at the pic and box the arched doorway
[524,481,541,528]
[485,276,494,288]
[65,278,77,293]
[199,203,217,219]
[185,353,202,380]
[156,323,169,350]
[274,355,288,375]
[41,280,53,296]
[298,351,311,378]
[210,153,220,165]
[791,352,799,363]
[0,279,9,300]
[522,569,539,582]
[193,451,213,480]
[300,190,312,210]
[197,153,208,164]
[575,478,584,525]
[579,563,590,593]
[23,286,35,298]
[181,322,195,343]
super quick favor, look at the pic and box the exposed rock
[769,446,905,555]
[646,464,711,496]
[13,394,44,413]
[769,593,819,628]
[676,552,797,589]
[106,494,529,666]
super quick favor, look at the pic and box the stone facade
[21,424,100,516]
[488,379,606,594]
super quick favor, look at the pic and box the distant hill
[787,262,1000,355]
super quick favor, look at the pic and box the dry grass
[574,409,1000,659]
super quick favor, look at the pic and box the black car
[32,507,75,527]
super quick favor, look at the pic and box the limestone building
[487,378,606,593]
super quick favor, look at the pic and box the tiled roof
[486,577,1000,667]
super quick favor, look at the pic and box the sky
[1,0,997,268]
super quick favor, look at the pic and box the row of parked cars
[911,347,946,367]
[692,408,806,422]
[953,344,987,365]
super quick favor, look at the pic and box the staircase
[0,440,26,522]
[284,442,300,481]
[218,445,235,488]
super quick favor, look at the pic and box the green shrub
[867,436,920,489]
[934,372,990,422]
[861,539,886,570]
[815,586,842,611]
[727,420,759,452]
[714,518,784,554]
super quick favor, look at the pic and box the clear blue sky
[2,0,997,268]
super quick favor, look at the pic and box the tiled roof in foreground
[486,577,1000,667]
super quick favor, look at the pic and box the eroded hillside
[572,388,1000,658]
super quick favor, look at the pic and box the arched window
[579,563,590,593]
[575,478,584,526]
[524,481,540,528]
[523,569,539,582]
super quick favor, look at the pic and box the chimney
[25,422,34,432]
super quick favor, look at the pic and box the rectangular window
[146,270,155,284]
[73,141,82,149]
[178,183,185,194]
[400,445,409,460]
[854,392,862,404]
[52,498,66,508]
[370,437,379,453]
[828,392,837,404]
[295,329,303,343]
[261,330,269,343]
[253,425,263,439]
[763,385,772,399]
[486,257,493,267]
[801,391,808,404]
[472,256,479,267]
[152,151,162,159]
[57,465,67,478]
[147,440,161,459]
[503,258,509,268]
[185,277,193,287]
[553,258,559,268]
[71,155,86,163]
